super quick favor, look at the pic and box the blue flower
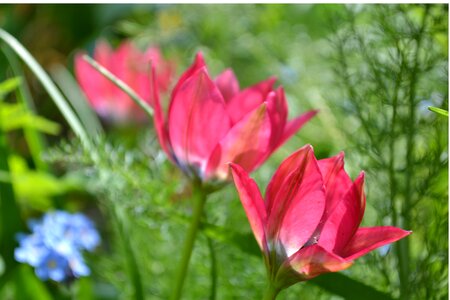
[14,210,100,282]
[15,232,48,267]
[67,213,101,251]
[35,251,69,282]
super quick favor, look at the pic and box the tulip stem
[262,283,280,300]
[82,54,154,119]
[170,180,208,300]
[112,205,144,300]
[207,236,217,300]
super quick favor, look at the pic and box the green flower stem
[112,205,144,300]
[170,180,208,300]
[82,55,153,119]
[262,283,280,300]
[206,236,217,300]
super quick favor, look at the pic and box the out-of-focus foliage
[328,5,448,300]
[0,3,447,300]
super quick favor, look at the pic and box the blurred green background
[0,4,447,300]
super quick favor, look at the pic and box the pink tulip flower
[151,52,317,181]
[230,144,411,291]
[75,40,174,122]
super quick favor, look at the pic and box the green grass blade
[50,64,103,138]
[428,106,449,117]
[0,28,91,149]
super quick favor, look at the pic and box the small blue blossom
[14,210,100,282]
[35,251,69,282]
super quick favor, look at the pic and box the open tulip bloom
[151,52,317,182]
[230,145,411,297]
[75,40,174,122]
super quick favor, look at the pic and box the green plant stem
[170,180,208,300]
[206,237,217,300]
[389,38,405,294]
[112,205,144,300]
[82,55,153,119]
[398,7,429,300]
[262,283,280,300]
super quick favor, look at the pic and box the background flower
[75,40,175,123]
[14,210,100,282]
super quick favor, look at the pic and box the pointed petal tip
[389,228,413,239]
[359,171,365,180]
[195,51,205,63]
[264,76,277,88]
[229,162,244,174]
[331,151,345,165]
[291,144,314,157]
[303,144,314,152]
[275,85,285,96]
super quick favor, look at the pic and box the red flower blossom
[151,52,317,181]
[75,40,174,122]
[230,145,411,290]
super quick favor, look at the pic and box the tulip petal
[171,52,206,100]
[145,47,174,94]
[150,64,173,160]
[168,68,231,172]
[317,153,353,220]
[265,145,315,214]
[230,163,267,250]
[226,77,276,124]
[215,69,240,102]
[204,102,272,179]
[276,110,318,149]
[287,244,352,280]
[267,87,288,146]
[342,226,412,261]
[319,172,366,254]
[225,90,287,175]
[266,145,326,257]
